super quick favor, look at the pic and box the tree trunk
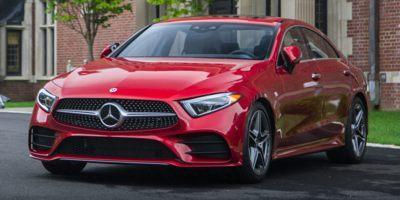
[87,41,95,62]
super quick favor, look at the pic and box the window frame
[35,0,57,79]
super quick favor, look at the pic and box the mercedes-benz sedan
[29,16,369,182]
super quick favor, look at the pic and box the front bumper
[29,98,248,168]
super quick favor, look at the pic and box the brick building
[0,0,399,110]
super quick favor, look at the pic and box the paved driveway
[0,113,399,200]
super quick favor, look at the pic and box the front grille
[179,134,231,160]
[55,98,175,112]
[55,137,176,160]
[53,98,178,131]
[30,126,56,151]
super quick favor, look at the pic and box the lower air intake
[179,134,231,160]
[30,126,56,151]
[55,137,177,160]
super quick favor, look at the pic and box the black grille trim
[53,98,178,131]
[55,137,177,160]
[30,126,56,151]
[179,134,231,160]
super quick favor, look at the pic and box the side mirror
[100,43,120,58]
[282,45,302,72]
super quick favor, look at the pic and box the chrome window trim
[299,58,341,64]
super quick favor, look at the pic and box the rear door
[301,28,352,139]
[276,27,324,148]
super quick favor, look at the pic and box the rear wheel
[42,160,87,175]
[238,102,273,183]
[326,97,367,163]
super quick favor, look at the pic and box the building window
[6,30,22,76]
[315,0,327,34]
[40,0,56,77]
[266,0,271,16]
[209,0,237,15]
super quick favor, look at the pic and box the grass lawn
[4,101,35,108]
[369,110,400,146]
[1,101,399,145]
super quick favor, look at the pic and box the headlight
[36,89,57,112]
[181,93,241,117]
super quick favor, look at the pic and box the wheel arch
[354,92,369,117]
[254,97,276,140]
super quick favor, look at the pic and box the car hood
[52,57,262,100]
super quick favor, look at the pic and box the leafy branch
[147,0,213,22]
[47,0,132,61]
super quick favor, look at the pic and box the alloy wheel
[248,110,272,174]
[351,103,367,157]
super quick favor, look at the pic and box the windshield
[117,22,276,60]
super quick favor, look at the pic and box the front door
[276,27,324,148]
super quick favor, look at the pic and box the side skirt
[272,136,345,160]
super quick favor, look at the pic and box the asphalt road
[0,112,399,200]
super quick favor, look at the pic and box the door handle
[311,73,321,80]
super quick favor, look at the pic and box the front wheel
[238,102,273,183]
[42,160,87,175]
[326,97,368,163]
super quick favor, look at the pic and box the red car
[30,16,369,182]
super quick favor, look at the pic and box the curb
[0,110,32,114]
[367,143,400,149]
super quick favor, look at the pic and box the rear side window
[302,28,338,59]
[282,28,311,60]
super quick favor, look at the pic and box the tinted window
[282,28,311,60]
[118,23,275,60]
[6,30,22,76]
[302,28,338,59]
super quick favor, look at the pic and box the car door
[301,28,352,139]
[276,27,324,148]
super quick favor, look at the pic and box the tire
[42,160,87,175]
[326,97,368,163]
[237,102,273,183]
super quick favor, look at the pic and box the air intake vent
[30,126,56,151]
[179,134,231,160]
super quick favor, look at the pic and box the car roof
[160,15,294,26]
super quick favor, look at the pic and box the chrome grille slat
[56,109,176,117]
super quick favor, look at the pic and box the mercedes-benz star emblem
[99,103,123,128]
[109,88,118,93]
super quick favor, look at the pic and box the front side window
[117,23,276,60]
[6,30,22,76]
[302,28,338,59]
[282,28,311,60]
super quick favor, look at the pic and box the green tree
[47,0,132,61]
[147,0,212,21]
